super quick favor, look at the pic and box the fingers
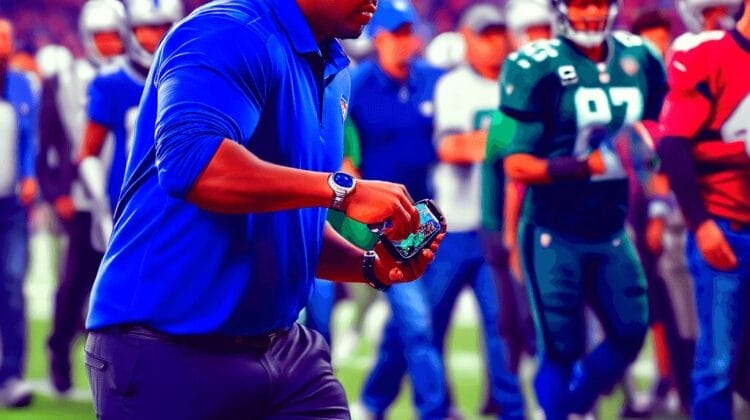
[702,240,739,271]
[722,241,738,269]
[710,240,738,271]
[392,184,419,234]
[386,203,414,240]
[399,184,415,205]
[387,267,405,283]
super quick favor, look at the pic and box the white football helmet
[551,0,620,48]
[676,0,742,33]
[507,0,553,35]
[35,44,74,79]
[123,0,184,67]
[79,0,127,67]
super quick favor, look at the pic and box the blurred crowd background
[2,0,681,57]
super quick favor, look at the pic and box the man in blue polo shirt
[347,1,452,418]
[83,0,443,418]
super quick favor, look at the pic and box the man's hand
[54,195,76,221]
[343,180,420,240]
[587,145,627,180]
[646,217,665,255]
[19,177,38,206]
[372,231,446,285]
[695,219,738,271]
[508,246,523,285]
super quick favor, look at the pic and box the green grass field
[1,231,660,420]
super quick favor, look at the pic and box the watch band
[330,191,346,211]
[363,250,390,291]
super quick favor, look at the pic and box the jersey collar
[265,0,350,74]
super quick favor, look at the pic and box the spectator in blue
[0,17,38,409]
[348,1,452,418]
[82,0,445,418]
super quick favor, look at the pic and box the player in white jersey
[429,4,525,417]
[36,0,126,395]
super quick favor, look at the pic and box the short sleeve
[659,32,720,139]
[151,17,274,197]
[87,75,114,127]
[433,71,465,139]
[499,51,547,117]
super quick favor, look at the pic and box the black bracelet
[547,156,591,180]
[363,250,390,291]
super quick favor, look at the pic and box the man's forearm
[187,139,334,214]
[316,222,366,283]
[656,136,711,230]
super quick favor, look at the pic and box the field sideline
[1,230,668,419]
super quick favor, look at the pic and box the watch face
[333,172,355,189]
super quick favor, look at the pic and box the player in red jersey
[656,1,750,417]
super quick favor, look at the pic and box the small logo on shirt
[340,96,348,122]
[620,57,640,76]
[419,101,434,117]
[558,65,578,86]
[540,232,552,248]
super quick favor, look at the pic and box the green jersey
[495,32,665,240]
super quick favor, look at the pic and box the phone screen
[390,201,442,259]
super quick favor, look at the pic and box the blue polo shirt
[86,0,350,335]
[87,61,145,211]
[349,59,442,201]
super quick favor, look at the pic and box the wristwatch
[363,250,390,291]
[327,171,356,211]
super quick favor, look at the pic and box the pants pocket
[84,349,108,418]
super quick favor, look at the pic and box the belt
[108,324,290,352]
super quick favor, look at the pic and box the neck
[380,61,409,83]
[471,63,500,81]
[295,0,327,44]
[576,42,606,62]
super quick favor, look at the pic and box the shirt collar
[264,0,349,74]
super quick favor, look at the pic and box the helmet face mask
[552,0,619,48]
[676,0,742,33]
[79,0,127,67]
[123,0,184,68]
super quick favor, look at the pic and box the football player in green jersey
[483,0,666,418]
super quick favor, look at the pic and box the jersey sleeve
[432,71,466,141]
[496,49,552,155]
[86,75,115,128]
[152,17,272,197]
[658,32,718,139]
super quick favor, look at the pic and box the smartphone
[378,199,445,262]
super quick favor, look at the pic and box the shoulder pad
[507,38,563,72]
